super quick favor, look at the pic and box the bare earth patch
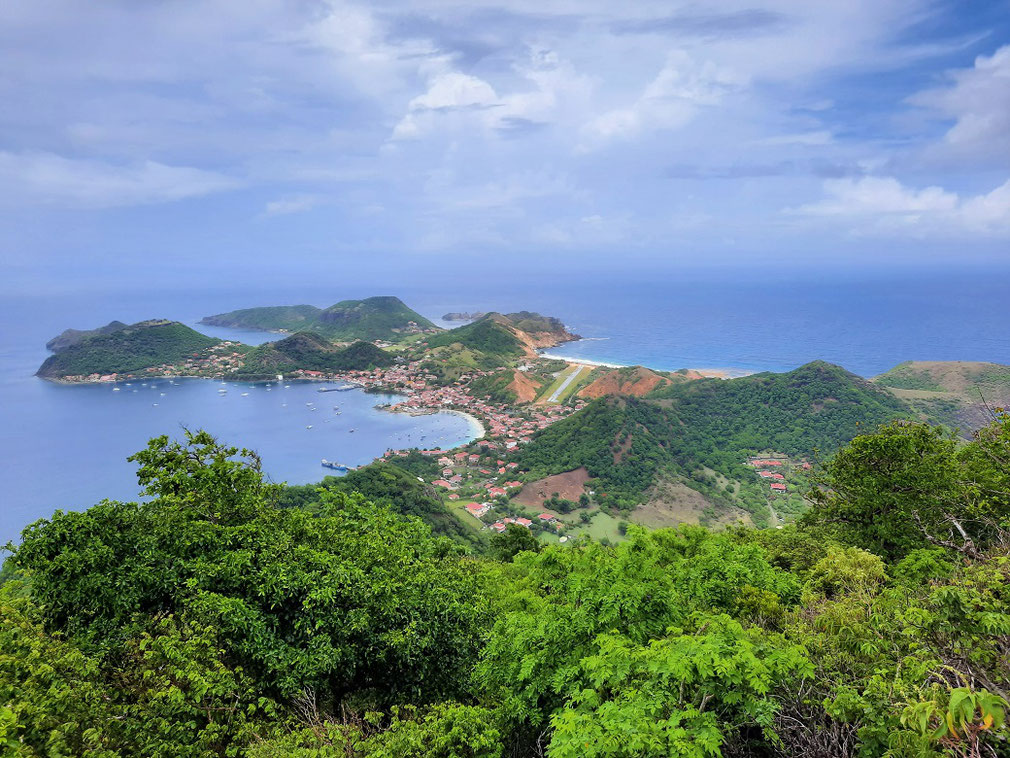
[507,371,543,403]
[513,467,591,507]
[579,367,672,399]
[632,477,753,529]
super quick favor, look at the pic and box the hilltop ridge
[201,296,437,342]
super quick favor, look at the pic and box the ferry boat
[321,459,352,471]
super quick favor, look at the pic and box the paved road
[547,364,585,403]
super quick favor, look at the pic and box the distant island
[200,296,439,341]
[36,299,580,383]
[442,311,485,322]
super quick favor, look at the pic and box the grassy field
[536,363,590,404]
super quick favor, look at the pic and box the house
[770,483,787,491]
[515,517,532,527]
[468,453,480,464]
[464,502,490,518]
[432,479,453,489]
[538,513,556,522]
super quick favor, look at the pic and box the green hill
[46,320,129,353]
[517,361,912,517]
[235,333,394,378]
[36,321,222,378]
[422,315,525,361]
[200,304,321,332]
[201,296,436,342]
[872,360,1010,431]
[314,296,436,340]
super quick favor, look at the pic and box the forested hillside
[4,420,1010,757]
[517,361,911,513]
[201,297,436,341]
[36,321,222,378]
[235,333,394,378]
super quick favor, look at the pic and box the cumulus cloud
[582,51,746,146]
[0,151,238,208]
[790,175,1010,235]
[908,45,1010,164]
[0,0,1007,262]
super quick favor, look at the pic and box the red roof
[770,483,787,491]
[538,513,556,521]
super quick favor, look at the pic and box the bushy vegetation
[279,460,485,550]
[873,362,947,392]
[5,417,1010,757]
[469,369,520,403]
[36,321,222,378]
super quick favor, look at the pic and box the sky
[1,0,1009,293]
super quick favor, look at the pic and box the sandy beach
[438,409,487,440]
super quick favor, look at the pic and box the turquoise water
[2,268,1009,543]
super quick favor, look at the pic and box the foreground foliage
[4,417,1010,756]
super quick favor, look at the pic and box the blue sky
[1,0,1009,293]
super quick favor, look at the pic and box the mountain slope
[235,333,394,377]
[37,321,221,378]
[201,297,435,341]
[314,296,436,340]
[46,321,129,353]
[517,361,912,516]
[873,360,1010,431]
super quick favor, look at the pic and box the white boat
[241,392,249,396]
[306,425,313,429]
[112,387,120,392]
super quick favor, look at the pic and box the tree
[490,524,541,562]
[11,430,492,708]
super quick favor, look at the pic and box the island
[35,297,1010,541]
[200,296,440,341]
[442,311,486,322]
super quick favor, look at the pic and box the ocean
[2,268,1009,545]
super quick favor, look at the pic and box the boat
[334,384,359,391]
[112,387,120,392]
[348,428,356,433]
[306,425,313,429]
[321,459,352,471]
[241,392,249,397]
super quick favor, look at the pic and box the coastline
[438,409,486,440]
[538,349,753,379]
[378,404,486,441]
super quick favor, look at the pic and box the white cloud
[392,72,500,139]
[264,194,324,216]
[790,175,1010,235]
[582,51,746,146]
[0,151,237,208]
[908,45,1010,164]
